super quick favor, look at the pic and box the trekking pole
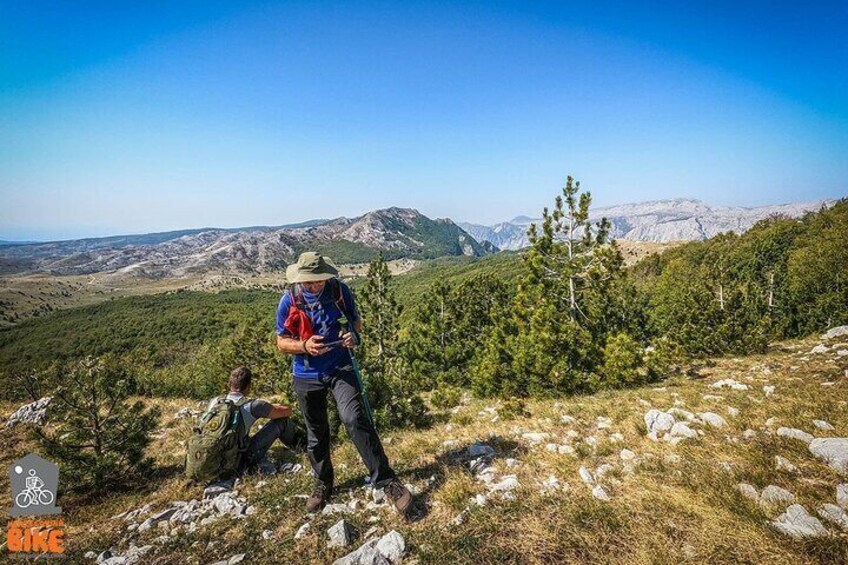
[340,317,376,430]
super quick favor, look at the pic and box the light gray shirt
[206,392,273,439]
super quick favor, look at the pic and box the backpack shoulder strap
[289,284,306,310]
[330,279,351,318]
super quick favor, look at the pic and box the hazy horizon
[2,2,846,241]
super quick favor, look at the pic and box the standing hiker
[275,251,413,514]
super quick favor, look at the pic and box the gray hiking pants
[293,366,396,489]
[241,417,305,471]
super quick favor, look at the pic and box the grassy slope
[3,334,846,564]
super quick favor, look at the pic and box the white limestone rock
[822,325,848,340]
[670,422,698,439]
[837,484,848,509]
[777,427,814,445]
[591,485,611,501]
[738,483,759,501]
[327,520,358,549]
[759,485,795,505]
[813,419,835,431]
[775,456,798,473]
[644,409,675,434]
[771,505,828,538]
[809,438,848,474]
[817,504,848,531]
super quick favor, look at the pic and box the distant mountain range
[0,208,487,278]
[459,198,837,250]
[1,198,839,279]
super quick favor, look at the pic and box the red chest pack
[283,279,351,341]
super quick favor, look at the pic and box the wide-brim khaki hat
[286,252,339,283]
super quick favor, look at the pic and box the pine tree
[360,252,401,382]
[31,356,160,493]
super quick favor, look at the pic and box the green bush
[430,385,463,409]
[31,356,160,493]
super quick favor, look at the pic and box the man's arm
[276,334,329,356]
[268,404,293,419]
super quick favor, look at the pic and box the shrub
[430,385,463,409]
[599,333,645,387]
[31,356,160,493]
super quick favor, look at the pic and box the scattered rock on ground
[776,427,814,445]
[738,483,759,501]
[838,484,848,509]
[822,325,848,340]
[771,505,828,539]
[775,456,799,473]
[710,379,750,391]
[813,419,835,431]
[5,396,52,427]
[817,504,848,531]
[760,485,795,506]
[809,438,848,474]
[698,412,727,428]
[327,520,358,549]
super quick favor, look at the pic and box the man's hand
[305,335,329,356]
[341,331,358,349]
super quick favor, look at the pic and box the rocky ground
[2,329,848,564]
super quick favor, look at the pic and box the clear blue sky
[1,1,846,241]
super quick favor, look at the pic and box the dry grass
[1,336,847,563]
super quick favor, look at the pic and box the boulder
[813,419,835,431]
[5,396,52,427]
[670,422,698,439]
[822,325,848,340]
[817,504,848,531]
[810,344,830,354]
[838,484,848,509]
[771,505,828,538]
[737,483,759,501]
[777,427,814,445]
[698,412,727,428]
[376,530,406,563]
[763,386,775,397]
[644,410,675,434]
[578,467,595,485]
[759,485,795,505]
[327,520,358,549]
[809,438,848,474]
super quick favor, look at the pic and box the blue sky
[1,1,846,241]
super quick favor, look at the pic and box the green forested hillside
[1,199,845,403]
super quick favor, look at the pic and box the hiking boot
[306,482,332,513]
[384,479,413,514]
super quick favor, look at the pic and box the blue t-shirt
[275,281,360,378]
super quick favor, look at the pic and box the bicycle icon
[14,469,55,508]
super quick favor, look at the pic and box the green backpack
[185,396,249,483]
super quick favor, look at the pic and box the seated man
[206,366,306,476]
